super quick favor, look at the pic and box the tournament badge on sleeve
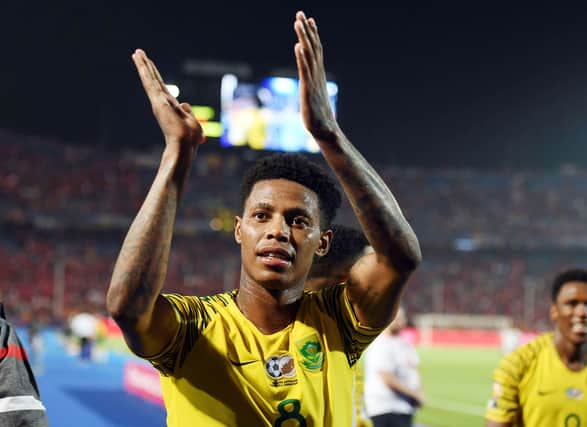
[295,334,324,371]
[487,382,502,409]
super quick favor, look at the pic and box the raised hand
[132,49,203,152]
[293,11,338,142]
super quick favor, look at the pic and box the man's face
[551,281,587,346]
[235,179,330,290]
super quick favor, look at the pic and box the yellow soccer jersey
[486,332,587,426]
[142,285,382,427]
[354,357,373,427]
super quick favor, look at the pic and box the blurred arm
[379,371,424,406]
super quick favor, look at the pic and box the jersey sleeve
[485,348,527,424]
[315,284,384,366]
[140,293,221,376]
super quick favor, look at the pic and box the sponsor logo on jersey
[296,334,324,371]
[228,358,257,367]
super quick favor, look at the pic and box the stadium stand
[2,129,586,331]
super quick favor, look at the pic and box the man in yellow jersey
[107,10,421,427]
[306,224,373,427]
[485,268,587,427]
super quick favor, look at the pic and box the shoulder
[164,290,236,304]
[162,290,237,319]
[495,333,552,383]
[512,333,552,366]
[197,290,237,309]
[301,285,339,313]
[304,284,342,300]
[302,284,358,323]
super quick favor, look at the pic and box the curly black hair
[308,224,369,279]
[240,153,342,228]
[551,268,587,302]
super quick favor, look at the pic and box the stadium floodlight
[191,105,215,121]
[165,84,180,98]
[326,82,338,97]
[201,122,223,138]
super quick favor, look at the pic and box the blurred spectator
[0,303,49,426]
[2,129,587,331]
[3,129,587,249]
[364,307,423,427]
[69,311,98,362]
[27,318,44,374]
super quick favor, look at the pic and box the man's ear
[549,303,558,322]
[315,229,333,257]
[234,216,242,244]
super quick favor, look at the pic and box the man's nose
[573,302,587,317]
[266,217,290,242]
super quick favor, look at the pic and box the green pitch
[414,346,502,427]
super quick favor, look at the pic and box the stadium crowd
[1,129,586,329]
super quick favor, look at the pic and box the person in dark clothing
[0,303,49,426]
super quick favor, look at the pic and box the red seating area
[1,129,585,330]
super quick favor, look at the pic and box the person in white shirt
[364,307,423,427]
[499,325,522,355]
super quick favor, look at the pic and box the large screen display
[220,74,338,153]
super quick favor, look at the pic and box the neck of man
[236,273,303,335]
[554,329,587,370]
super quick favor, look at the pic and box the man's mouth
[571,320,587,334]
[257,248,294,267]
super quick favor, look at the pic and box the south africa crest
[296,333,324,371]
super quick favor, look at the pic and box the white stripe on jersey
[0,395,46,413]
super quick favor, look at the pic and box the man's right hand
[132,49,203,161]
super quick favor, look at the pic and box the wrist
[160,143,196,186]
[162,138,197,163]
[161,143,181,163]
[315,122,344,144]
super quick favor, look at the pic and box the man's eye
[293,217,309,226]
[254,212,266,220]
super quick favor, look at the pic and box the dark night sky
[3,3,587,168]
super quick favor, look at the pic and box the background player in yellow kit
[485,268,587,426]
[306,224,373,427]
[106,10,421,427]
